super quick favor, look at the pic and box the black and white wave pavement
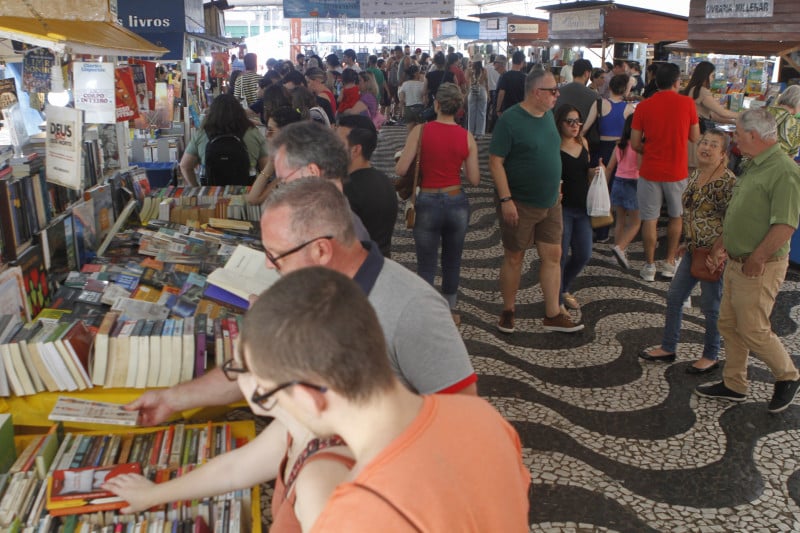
[238,124,800,532]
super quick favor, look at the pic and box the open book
[205,245,279,306]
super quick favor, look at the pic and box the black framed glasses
[537,87,560,95]
[222,358,248,381]
[251,380,328,410]
[264,235,333,268]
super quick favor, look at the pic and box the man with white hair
[696,108,800,413]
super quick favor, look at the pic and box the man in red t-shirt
[631,63,700,282]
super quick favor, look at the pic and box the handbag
[405,126,424,229]
[395,127,424,200]
[590,213,614,229]
[690,247,724,282]
[585,98,602,150]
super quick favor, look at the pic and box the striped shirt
[234,71,262,107]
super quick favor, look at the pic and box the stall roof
[467,12,548,23]
[0,17,168,57]
[666,40,796,57]
[539,1,686,22]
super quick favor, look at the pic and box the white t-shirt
[486,65,500,91]
[398,80,425,106]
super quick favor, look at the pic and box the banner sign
[705,0,773,18]
[360,0,454,18]
[74,62,116,124]
[508,23,539,34]
[46,105,83,191]
[22,49,54,93]
[283,0,360,18]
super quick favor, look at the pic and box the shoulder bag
[404,126,424,229]
[690,247,724,282]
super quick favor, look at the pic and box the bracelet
[499,196,512,203]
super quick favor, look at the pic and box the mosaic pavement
[245,124,800,532]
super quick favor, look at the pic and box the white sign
[508,23,539,34]
[705,0,773,18]
[74,62,116,124]
[46,105,83,191]
[360,0,454,18]
[551,9,602,32]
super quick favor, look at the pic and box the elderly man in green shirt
[695,108,800,413]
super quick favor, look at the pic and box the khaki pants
[719,256,800,394]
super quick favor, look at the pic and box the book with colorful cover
[48,397,139,427]
[46,462,141,515]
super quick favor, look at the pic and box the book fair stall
[0,3,264,530]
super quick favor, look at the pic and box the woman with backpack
[180,93,268,187]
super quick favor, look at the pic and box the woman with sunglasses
[555,104,604,311]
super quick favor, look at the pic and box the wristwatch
[499,196,512,203]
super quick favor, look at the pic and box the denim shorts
[611,178,639,211]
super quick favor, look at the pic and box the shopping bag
[586,166,611,217]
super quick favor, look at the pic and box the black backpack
[204,133,252,186]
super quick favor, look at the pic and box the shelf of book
[11,420,262,532]
[1,389,247,429]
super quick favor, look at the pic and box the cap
[494,55,507,64]
[415,48,422,54]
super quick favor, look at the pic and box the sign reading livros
[705,0,773,18]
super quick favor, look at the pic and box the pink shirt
[614,144,640,179]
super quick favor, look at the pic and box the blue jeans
[660,250,723,359]
[467,87,487,136]
[560,206,593,298]
[413,191,470,309]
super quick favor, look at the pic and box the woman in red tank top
[396,83,480,323]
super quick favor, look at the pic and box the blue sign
[283,0,361,18]
[117,0,187,33]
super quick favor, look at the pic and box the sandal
[562,292,580,310]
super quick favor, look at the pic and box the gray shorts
[637,178,687,221]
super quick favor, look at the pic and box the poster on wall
[22,49,54,93]
[115,67,140,123]
[74,62,116,124]
[130,64,149,113]
[46,105,83,190]
[283,0,360,18]
[131,59,157,110]
[211,53,230,79]
[360,0,453,18]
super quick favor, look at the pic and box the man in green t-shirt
[489,69,583,335]
[366,55,386,106]
[696,108,800,413]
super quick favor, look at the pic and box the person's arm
[421,77,430,107]
[464,133,480,186]
[395,124,422,176]
[343,100,367,116]
[604,145,618,178]
[495,89,506,115]
[630,128,644,154]
[490,154,518,227]
[293,447,353,532]
[179,152,200,187]
[581,100,598,136]
[246,159,276,205]
[744,223,796,277]
[701,90,739,122]
[124,367,243,426]
[688,123,701,143]
[103,418,289,513]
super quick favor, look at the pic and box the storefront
[468,13,549,62]
[432,18,479,53]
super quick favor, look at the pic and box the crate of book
[4,420,259,531]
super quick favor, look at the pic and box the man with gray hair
[696,108,800,413]
[490,68,583,334]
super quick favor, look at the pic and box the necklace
[696,159,725,188]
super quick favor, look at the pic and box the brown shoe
[543,313,584,333]
[497,309,515,334]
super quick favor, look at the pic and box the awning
[0,17,168,57]
[665,39,796,57]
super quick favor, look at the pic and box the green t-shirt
[489,105,562,208]
[722,143,800,258]
[185,127,268,171]
[367,66,385,96]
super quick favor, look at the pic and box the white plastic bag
[586,166,611,217]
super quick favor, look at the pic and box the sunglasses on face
[563,118,582,126]
[537,87,560,95]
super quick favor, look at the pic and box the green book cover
[0,414,15,474]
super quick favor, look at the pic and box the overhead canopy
[0,17,168,57]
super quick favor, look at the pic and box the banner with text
[705,0,773,18]
[74,62,116,124]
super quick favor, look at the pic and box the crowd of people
[122,47,800,531]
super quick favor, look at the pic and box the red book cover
[47,462,141,514]
[114,67,139,122]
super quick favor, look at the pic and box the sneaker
[768,379,800,413]
[694,381,747,402]
[497,310,515,334]
[661,257,681,279]
[543,313,584,333]
[612,245,630,269]
[562,292,580,310]
[640,263,656,282]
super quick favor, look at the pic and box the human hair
[613,59,626,69]
[682,61,715,100]
[405,64,420,79]
[646,63,659,76]
[609,74,630,96]
[241,266,395,403]
[156,65,167,76]
[342,68,359,85]
[739,108,778,141]
[701,128,731,154]
[435,82,464,115]
[325,53,340,68]
[202,94,252,139]
[282,70,306,87]
[471,61,484,79]
[604,61,613,71]
[263,70,282,86]
[591,68,605,82]
[524,68,548,95]
[618,114,635,150]
[337,114,377,160]
[266,58,278,70]
[244,53,257,71]
[304,66,326,82]
[393,45,403,53]
[296,53,305,62]
[262,177,356,246]
[290,86,317,120]
[368,54,378,66]
[446,53,459,68]
[433,51,446,67]
[777,85,800,109]
[270,106,303,128]
[262,84,291,124]
[343,49,356,60]
[358,71,379,97]
[572,59,592,78]
[554,104,582,138]
[270,121,349,181]
[511,50,525,66]
[655,62,680,90]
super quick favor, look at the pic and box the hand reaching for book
[125,389,177,426]
[102,473,155,514]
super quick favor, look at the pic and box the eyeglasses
[222,357,248,381]
[563,118,582,126]
[251,380,328,410]
[537,87,560,95]
[264,235,334,268]
[277,165,307,182]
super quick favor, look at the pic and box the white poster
[360,0,454,18]
[46,105,83,190]
[74,62,116,124]
[705,0,773,18]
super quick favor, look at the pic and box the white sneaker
[640,263,656,282]
[612,245,631,269]
[661,257,681,279]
